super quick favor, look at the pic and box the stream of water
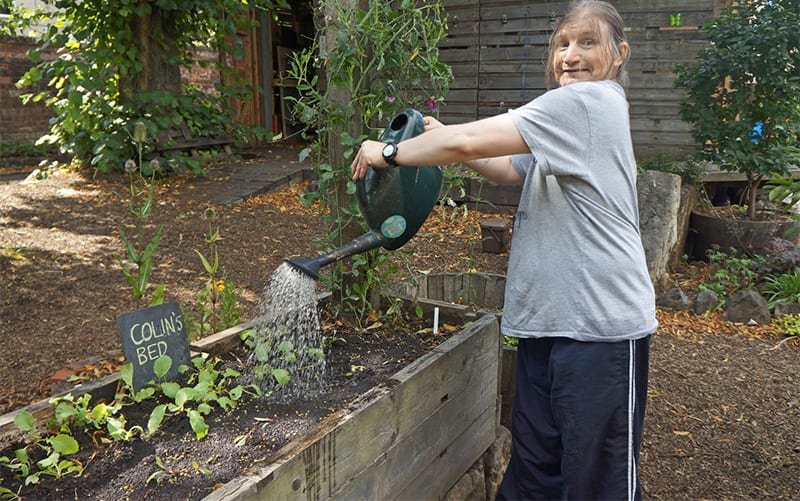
[249,261,326,402]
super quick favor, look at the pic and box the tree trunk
[119,4,182,104]
[321,0,381,309]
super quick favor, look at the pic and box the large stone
[774,301,800,317]
[638,170,685,295]
[724,289,771,324]
[656,285,691,311]
[484,426,512,500]
[693,289,721,314]
[443,459,486,501]
[443,426,512,501]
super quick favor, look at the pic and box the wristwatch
[382,141,399,166]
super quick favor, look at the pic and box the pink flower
[386,96,396,103]
[425,97,438,113]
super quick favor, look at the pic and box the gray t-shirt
[504,80,657,342]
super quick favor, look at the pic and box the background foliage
[3,0,284,174]
[675,0,800,217]
[286,0,452,321]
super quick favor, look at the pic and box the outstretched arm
[351,113,527,185]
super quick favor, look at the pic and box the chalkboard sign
[116,302,192,390]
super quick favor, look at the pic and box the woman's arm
[351,113,527,185]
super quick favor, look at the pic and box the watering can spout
[283,108,442,281]
[285,230,389,280]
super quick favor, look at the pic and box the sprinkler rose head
[284,257,322,280]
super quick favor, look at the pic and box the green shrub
[761,269,800,308]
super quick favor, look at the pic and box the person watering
[351,0,657,499]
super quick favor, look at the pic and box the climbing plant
[285,0,452,322]
[3,0,284,174]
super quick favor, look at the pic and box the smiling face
[545,2,631,89]
[553,18,626,86]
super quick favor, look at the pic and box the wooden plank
[630,117,691,132]
[616,0,714,10]
[439,47,480,65]
[619,10,715,28]
[426,273,446,302]
[480,1,570,21]
[204,314,500,501]
[483,273,506,309]
[466,176,522,207]
[500,347,517,430]
[442,272,465,304]
[466,272,488,306]
[157,136,234,152]
[401,403,498,497]
[481,43,550,61]
[343,316,500,499]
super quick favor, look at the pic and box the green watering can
[286,109,443,279]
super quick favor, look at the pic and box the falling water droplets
[249,262,326,402]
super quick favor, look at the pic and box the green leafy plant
[286,0,452,323]
[240,327,324,388]
[184,208,243,340]
[114,137,165,305]
[4,0,281,174]
[764,177,800,238]
[675,0,800,219]
[1,349,260,497]
[0,482,22,500]
[146,455,179,485]
[127,354,261,440]
[777,313,800,337]
[699,246,767,300]
[761,268,800,308]
[0,410,82,486]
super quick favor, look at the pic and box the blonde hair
[545,0,631,88]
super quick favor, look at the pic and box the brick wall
[0,36,222,147]
[0,36,53,144]
[182,46,221,96]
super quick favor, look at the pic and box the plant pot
[688,209,800,260]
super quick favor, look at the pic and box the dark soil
[0,146,798,499]
[1,313,450,500]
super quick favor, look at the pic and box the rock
[774,301,800,317]
[442,426,512,501]
[638,171,683,295]
[656,285,691,311]
[484,426,512,500]
[443,460,486,501]
[724,289,771,324]
[693,289,721,314]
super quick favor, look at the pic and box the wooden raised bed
[207,312,501,500]
[0,301,502,499]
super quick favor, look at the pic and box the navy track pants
[496,335,651,501]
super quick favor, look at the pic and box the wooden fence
[437,0,727,161]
